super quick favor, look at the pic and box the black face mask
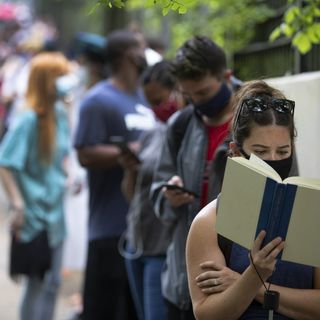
[194,82,232,118]
[264,155,293,180]
[239,147,293,180]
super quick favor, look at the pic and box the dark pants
[165,299,195,320]
[82,237,137,320]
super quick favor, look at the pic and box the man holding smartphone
[74,30,154,320]
[151,36,240,319]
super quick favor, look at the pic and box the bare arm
[186,200,284,320]
[0,167,24,235]
[0,167,24,209]
[76,145,121,169]
[196,264,320,320]
[118,146,143,202]
[121,170,137,202]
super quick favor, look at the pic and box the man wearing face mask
[74,30,155,320]
[149,36,241,319]
[150,36,299,320]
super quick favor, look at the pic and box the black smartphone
[161,183,199,198]
[110,137,141,163]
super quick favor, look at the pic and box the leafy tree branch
[92,0,320,54]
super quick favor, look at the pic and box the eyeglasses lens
[243,98,294,114]
[271,99,293,114]
[245,98,267,112]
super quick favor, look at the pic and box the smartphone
[109,136,141,163]
[161,183,199,198]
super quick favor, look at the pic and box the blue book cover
[255,179,297,254]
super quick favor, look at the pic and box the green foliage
[91,0,196,14]
[138,0,197,15]
[127,0,273,62]
[269,0,320,54]
[89,0,126,14]
[151,0,195,15]
[92,0,320,55]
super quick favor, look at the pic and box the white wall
[267,71,320,179]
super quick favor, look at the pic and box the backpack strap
[169,105,194,151]
[216,194,233,266]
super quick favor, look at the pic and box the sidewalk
[0,210,84,320]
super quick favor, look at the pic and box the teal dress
[0,102,70,247]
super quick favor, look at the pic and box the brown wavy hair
[25,52,69,164]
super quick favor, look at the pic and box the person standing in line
[150,35,240,319]
[119,60,185,320]
[186,80,320,319]
[0,52,70,320]
[60,33,109,319]
[74,29,155,320]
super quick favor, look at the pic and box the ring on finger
[213,278,219,286]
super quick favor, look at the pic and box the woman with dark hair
[119,60,185,320]
[186,80,320,319]
[0,52,70,320]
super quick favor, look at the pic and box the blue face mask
[55,74,79,99]
[194,82,232,118]
[77,66,89,86]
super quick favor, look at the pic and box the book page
[283,186,320,267]
[216,157,270,249]
[284,176,320,190]
[249,154,282,182]
[233,155,282,183]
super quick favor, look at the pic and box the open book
[216,154,320,267]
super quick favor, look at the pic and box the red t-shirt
[200,120,230,208]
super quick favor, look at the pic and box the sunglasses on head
[234,96,295,128]
[242,97,295,114]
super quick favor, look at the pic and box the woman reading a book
[186,80,320,319]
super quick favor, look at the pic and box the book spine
[255,179,297,253]
[263,183,286,246]
[277,183,297,241]
[255,178,277,240]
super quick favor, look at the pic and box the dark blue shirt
[229,243,314,319]
[74,80,155,240]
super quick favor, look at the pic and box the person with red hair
[0,52,70,320]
